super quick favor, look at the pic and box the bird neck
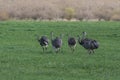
[82,33,86,40]
[51,32,54,41]
[78,35,81,42]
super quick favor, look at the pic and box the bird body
[68,37,76,52]
[80,39,99,50]
[37,35,49,52]
[51,32,63,53]
[52,37,62,49]
[78,32,99,54]
[39,36,49,46]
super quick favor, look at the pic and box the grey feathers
[39,36,49,46]
[78,32,99,54]
[51,32,62,53]
[37,35,49,52]
[52,37,62,48]
[68,36,76,52]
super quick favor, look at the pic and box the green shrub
[64,7,75,20]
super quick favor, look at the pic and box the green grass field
[0,21,120,80]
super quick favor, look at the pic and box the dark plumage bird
[78,32,99,54]
[51,32,63,53]
[68,35,77,52]
[37,35,49,52]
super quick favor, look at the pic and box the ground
[0,21,120,80]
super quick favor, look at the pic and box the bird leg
[70,46,75,53]
[92,50,95,53]
[70,46,73,52]
[45,47,47,51]
[42,47,44,52]
[58,48,61,53]
[88,50,91,54]
[56,49,60,53]
[73,48,75,52]
[72,48,75,53]
[52,47,57,53]
[55,48,59,53]
[56,50,58,53]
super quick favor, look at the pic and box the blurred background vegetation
[0,0,120,21]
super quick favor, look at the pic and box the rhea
[67,34,77,52]
[37,35,49,52]
[78,32,99,54]
[51,32,63,53]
